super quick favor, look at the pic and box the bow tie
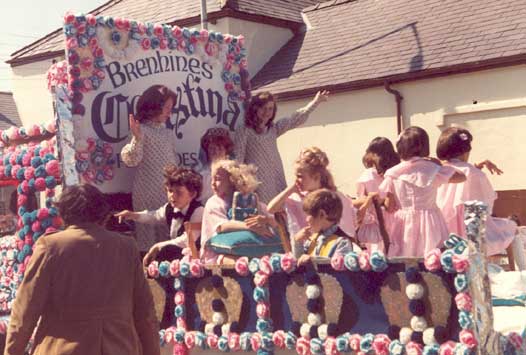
[173,211,185,219]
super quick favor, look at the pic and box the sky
[0,0,107,92]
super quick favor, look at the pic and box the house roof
[252,0,526,99]
[0,92,22,130]
[8,0,319,66]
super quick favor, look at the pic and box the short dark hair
[436,127,473,160]
[135,85,177,123]
[55,184,110,225]
[302,189,343,223]
[163,165,202,199]
[396,126,430,160]
[245,91,277,131]
[362,137,401,175]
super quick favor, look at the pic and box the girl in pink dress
[200,160,277,264]
[268,147,358,257]
[379,127,465,257]
[356,137,400,252]
[435,127,521,259]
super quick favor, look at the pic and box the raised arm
[275,90,329,136]
[121,114,144,167]
[267,184,299,214]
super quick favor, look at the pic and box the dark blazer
[4,223,160,355]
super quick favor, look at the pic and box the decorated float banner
[59,13,249,192]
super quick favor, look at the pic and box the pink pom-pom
[330,253,345,271]
[16,240,24,251]
[45,160,60,177]
[176,317,187,330]
[173,342,188,355]
[452,254,470,273]
[280,252,296,272]
[324,337,339,355]
[358,252,371,271]
[254,270,269,287]
[507,332,523,349]
[459,330,477,349]
[228,332,240,351]
[45,227,58,234]
[174,291,185,305]
[170,259,180,276]
[147,261,159,278]
[24,166,35,180]
[52,217,62,228]
[37,208,50,220]
[455,292,473,312]
[17,194,27,207]
[20,180,30,193]
[34,177,46,191]
[372,334,391,355]
[235,256,249,276]
[438,341,456,355]
[250,333,262,351]
[424,248,442,271]
[258,255,272,275]
[184,332,196,349]
[189,259,203,277]
[405,341,423,355]
[24,235,33,246]
[296,337,311,355]
[207,334,218,349]
[256,302,270,318]
[22,153,32,167]
[11,165,20,179]
[272,330,286,349]
[348,334,362,351]
[46,121,57,133]
[31,221,41,232]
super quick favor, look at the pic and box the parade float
[0,12,524,355]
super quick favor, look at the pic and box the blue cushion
[207,231,284,257]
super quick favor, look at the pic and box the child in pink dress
[435,127,522,260]
[201,160,277,264]
[268,147,358,257]
[356,137,400,252]
[379,127,465,257]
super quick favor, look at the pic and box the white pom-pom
[300,323,311,338]
[205,323,215,334]
[317,324,328,340]
[405,283,424,300]
[221,323,231,335]
[212,312,225,325]
[306,285,321,299]
[307,313,322,326]
[410,316,428,332]
[400,327,413,344]
[423,328,437,345]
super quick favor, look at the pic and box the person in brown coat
[4,184,160,355]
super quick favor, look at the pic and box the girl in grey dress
[121,85,178,252]
[233,90,329,203]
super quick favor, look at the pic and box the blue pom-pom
[256,318,272,332]
[28,178,35,191]
[173,277,184,291]
[5,165,12,177]
[405,267,421,283]
[158,261,170,277]
[409,299,426,316]
[49,207,59,217]
[310,337,324,355]
[307,298,321,313]
[31,157,43,168]
[34,165,46,178]
[253,286,269,302]
[41,218,52,229]
[211,275,224,288]
[22,212,32,225]
[16,168,25,181]
[217,336,229,352]
[45,176,57,189]
[174,304,185,318]
[212,299,224,312]
[360,333,374,352]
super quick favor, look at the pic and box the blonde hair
[211,159,260,194]
[295,147,336,191]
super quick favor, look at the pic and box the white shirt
[136,202,204,249]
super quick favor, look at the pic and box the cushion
[207,230,284,257]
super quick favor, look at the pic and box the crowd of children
[116,85,525,268]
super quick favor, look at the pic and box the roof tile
[0,92,22,130]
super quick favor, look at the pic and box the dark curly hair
[396,126,430,160]
[362,137,400,175]
[135,85,177,123]
[245,91,277,131]
[55,184,110,225]
[163,165,203,199]
[436,127,473,160]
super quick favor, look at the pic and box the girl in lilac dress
[233,90,329,203]
[435,127,523,263]
[355,137,400,252]
[379,127,465,257]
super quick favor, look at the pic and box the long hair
[211,160,260,194]
[362,137,401,175]
[296,147,336,191]
[244,91,277,131]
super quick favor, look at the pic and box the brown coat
[4,224,160,355]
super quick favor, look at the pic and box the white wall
[275,65,526,195]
